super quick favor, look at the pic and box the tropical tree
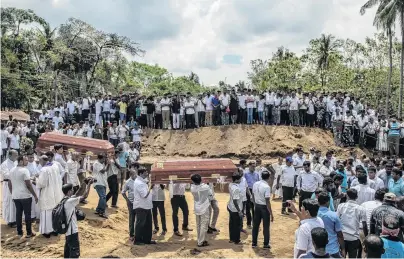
[361,0,396,115]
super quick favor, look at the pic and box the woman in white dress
[376,120,389,153]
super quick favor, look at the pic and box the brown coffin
[35,132,115,158]
[150,159,237,184]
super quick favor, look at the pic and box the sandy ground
[1,189,299,258]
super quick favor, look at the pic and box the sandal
[197,241,209,247]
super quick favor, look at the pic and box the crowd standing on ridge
[1,88,404,258]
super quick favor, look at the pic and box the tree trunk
[399,12,404,118]
[387,27,393,116]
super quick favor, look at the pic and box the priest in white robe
[36,155,63,238]
[0,150,18,227]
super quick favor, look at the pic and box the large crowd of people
[1,88,404,258]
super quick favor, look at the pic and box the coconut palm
[361,0,396,116]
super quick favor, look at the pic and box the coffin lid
[36,132,114,156]
[151,158,237,173]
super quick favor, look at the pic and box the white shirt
[337,200,366,241]
[352,184,375,205]
[294,217,324,258]
[82,98,90,110]
[219,94,230,107]
[92,161,108,187]
[172,183,186,195]
[121,178,136,203]
[131,128,142,142]
[239,177,248,201]
[117,125,129,139]
[0,130,8,150]
[297,171,323,192]
[133,177,152,210]
[246,95,255,109]
[228,183,242,212]
[53,116,64,130]
[252,180,271,205]
[204,96,213,111]
[289,97,300,111]
[152,184,165,201]
[95,100,103,114]
[9,134,20,149]
[102,100,111,112]
[9,166,32,199]
[361,200,382,230]
[64,196,81,236]
[66,102,76,115]
[238,95,246,109]
[66,159,80,186]
[190,183,212,215]
[184,101,195,115]
[281,165,297,188]
[160,98,171,111]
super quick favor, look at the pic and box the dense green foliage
[2,6,404,116]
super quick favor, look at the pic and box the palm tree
[367,0,404,117]
[361,0,395,116]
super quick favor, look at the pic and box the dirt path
[1,189,298,258]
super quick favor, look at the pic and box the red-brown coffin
[150,159,237,184]
[35,132,115,158]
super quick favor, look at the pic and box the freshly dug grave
[142,124,343,159]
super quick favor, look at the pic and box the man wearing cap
[380,215,404,258]
[370,192,404,242]
[278,157,297,215]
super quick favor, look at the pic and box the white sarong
[2,181,16,224]
[39,209,54,234]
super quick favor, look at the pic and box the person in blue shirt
[381,215,404,258]
[335,163,348,193]
[311,177,335,212]
[244,161,260,228]
[388,168,404,197]
[317,192,345,257]
[363,235,385,259]
[117,147,129,189]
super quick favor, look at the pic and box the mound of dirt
[142,125,342,160]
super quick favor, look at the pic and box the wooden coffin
[150,159,237,184]
[35,132,115,158]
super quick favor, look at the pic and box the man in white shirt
[219,89,230,125]
[133,168,156,245]
[52,111,64,130]
[122,168,137,240]
[352,172,375,205]
[289,199,324,258]
[38,109,49,122]
[278,157,297,215]
[184,95,195,129]
[336,188,368,258]
[228,173,243,244]
[66,152,81,190]
[8,155,38,238]
[1,150,18,227]
[289,92,300,126]
[92,154,110,219]
[251,171,274,249]
[152,184,167,235]
[297,161,323,211]
[265,91,275,124]
[361,188,386,231]
[37,155,64,238]
[102,96,111,125]
[95,97,103,125]
[1,123,9,162]
[170,183,192,236]
[190,174,213,247]
[160,94,171,129]
[81,96,90,120]
[204,92,214,126]
[62,175,91,258]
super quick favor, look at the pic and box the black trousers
[134,208,153,244]
[238,108,246,124]
[155,114,162,129]
[152,201,167,231]
[106,175,118,206]
[299,109,307,126]
[64,233,80,258]
[307,114,315,127]
[228,208,242,243]
[82,109,90,120]
[280,110,288,125]
[185,114,195,128]
[127,201,136,237]
[252,204,270,246]
[14,197,32,235]
[213,107,221,125]
[171,195,189,232]
[299,190,314,211]
[344,239,362,258]
[246,188,254,226]
[198,111,205,127]
[266,105,273,124]
[282,186,295,212]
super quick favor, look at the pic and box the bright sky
[4,0,379,85]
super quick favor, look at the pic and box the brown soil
[1,190,298,258]
[142,125,346,160]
